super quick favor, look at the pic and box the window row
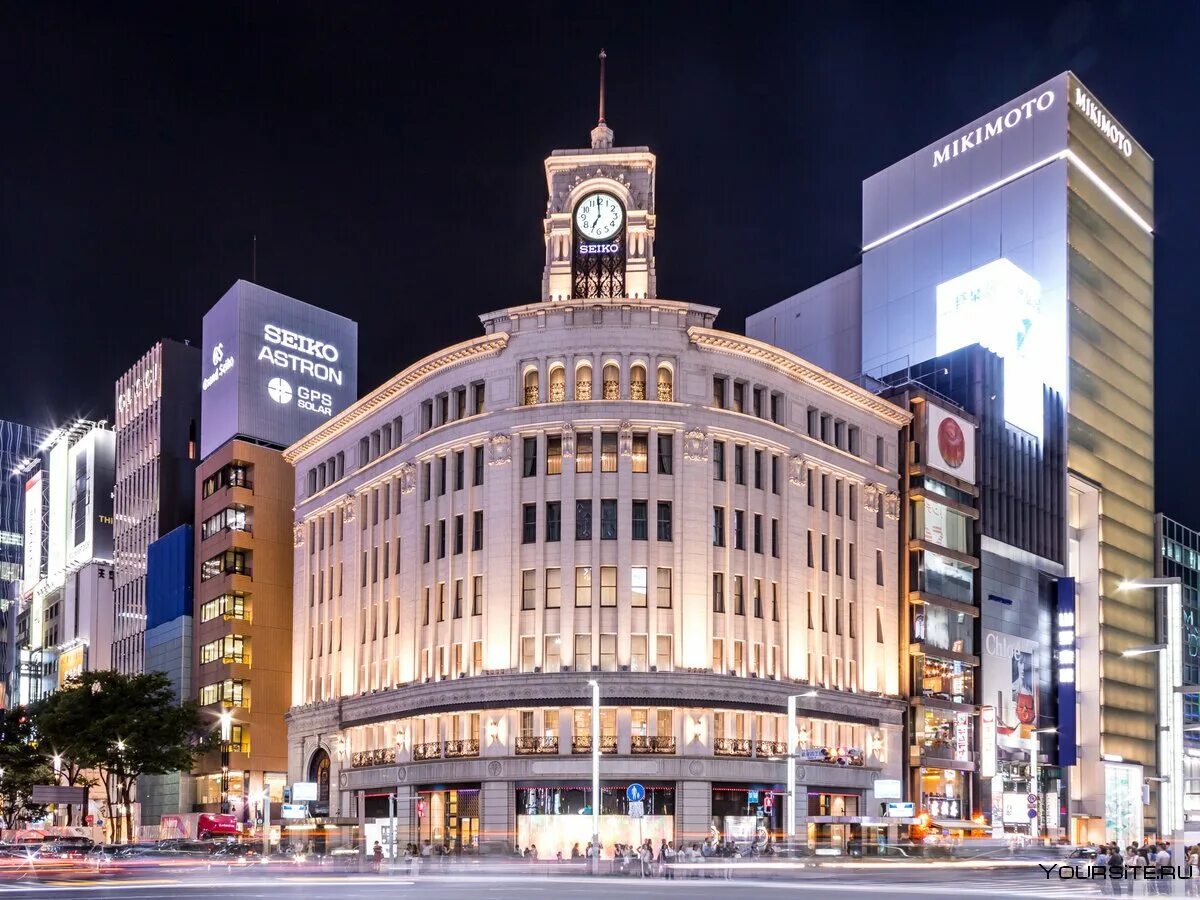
[521,499,674,543]
[516,565,675,611]
[200,591,248,624]
[804,471,869,523]
[202,462,250,498]
[305,451,346,498]
[198,678,248,708]
[420,381,486,432]
[522,431,673,477]
[802,530,865,579]
[711,374,785,425]
[200,634,248,666]
[710,507,782,556]
[712,441,782,493]
[422,511,484,562]
[422,446,486,499]
[200,505,250,540]
[801,591,863,639]
[523,361,673,405]
[710,574,781,620]
[805,405,865,458]
[200,549,249,582]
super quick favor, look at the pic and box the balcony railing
[631,735,676,755]
[572,736,591,754]
[413,741,442,761]
[515,736,559,755]
[714,738,752,757]
[444,739,480,759]
[351,748,397,769]
[754,740,788,758]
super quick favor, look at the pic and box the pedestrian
[571,842,581,860]
[1106,844,1124,896]
[372,841,383,873]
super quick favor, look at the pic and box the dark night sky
[2,2,1196,520]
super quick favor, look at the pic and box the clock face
[575,192,624,241]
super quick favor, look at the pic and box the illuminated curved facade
[284,120,911,854]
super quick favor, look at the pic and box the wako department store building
[284,115,911,855]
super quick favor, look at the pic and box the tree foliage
[0,707,52,827]
[32,670,214,839]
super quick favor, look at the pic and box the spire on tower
[590,48,614,150]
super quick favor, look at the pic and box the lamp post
[1120,577,1184,849]
[587,679,600,872]
[786,690,818,845]
[218,711,233,816]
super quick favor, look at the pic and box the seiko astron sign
[200,280,358,459]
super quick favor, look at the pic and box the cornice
[686,328,912,427]
[291,671,906,731]
[284,333,509,464]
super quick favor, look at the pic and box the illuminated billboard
[924,404,975,485]
[200,281,358,459]
[935,259,1063,440]
[982,630,1038,764]
[21,472,42,597]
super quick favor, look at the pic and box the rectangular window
[600,432,618,472]
[631,566,648,607]
[437,456,446,495]
[713,506,725,547]
[771,582,780,622]
[521,570,536,610]
[733,575,745,615]
[454,450,465,490]
[520,636,535,673]
[472,510,484,551]
[713,573,725,613]
[652,501,672,541]
[821,474,829,511]
[546,435,562,475]
[522,504,536,544]
[733,640,745,676]
[807,592,814,628]
[600,499,617,540]
[753,449,763,489]
[849,600,857,639]
[422,588,430,626]
[753,514,762,554]
[576,431,593,473]
[545,501,561,542]
[753,579,763,618]
[876,549,885,586]
[713,376,727,409]
[849,542,856,579]
[522,437,537,477]
[199,592,246,623]
[807,530,814,567]
[771,455,780,494]
[849,483,857,520]
[632,433,648,473]
[713,441,726,481]
[821,595,828,633]
[631,500,648,540]
[575,634,591,669]
[835,597,843,635]
[807,473,815,507]
[821,533,828,571]
[657,568,672,608]
[545,567,561,608]
[575,566,592,607]
[733,509,745,550]
[600,634,617,671]
[734,444,745,484]
[437,583,446,622]
[454,514,464,555]
[576,500,592,540]
[657,434,673,474]
[473,381,486,416]
[656,635,673,670]
[474,446,485,486]
[437,520,446,559]
[771,519,779,558]
[631,635,648,673]
[712,638,724,671]
[733,381,745,413]
[544,636,561,673]
[472,575,483,615]
[600,566,617,606]
[835,538,843,575]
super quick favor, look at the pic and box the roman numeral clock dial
[572,191,626,298]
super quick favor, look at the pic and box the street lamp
[786,690,818,843]
[587,679,600,872]
[1119,577,1184,847]
[218,711,233,816]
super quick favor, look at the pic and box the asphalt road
[0,864,1177,899]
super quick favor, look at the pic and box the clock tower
[541,51,657,302]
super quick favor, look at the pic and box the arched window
[548,366,566,403]
[630,364,647,401]
[309,748,331,815]
[575,363,593,401]
[603,363,620,400]
[523,369,540,406]
[657,365,674,402]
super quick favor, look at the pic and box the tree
[0,707,53,828]
[33,670,214,841]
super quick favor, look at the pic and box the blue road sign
[626,783,645,803]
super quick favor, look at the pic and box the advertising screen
[200,281,358,459]
[22,472,42,596]
[924,404,975,484]
[982,630,1038,764]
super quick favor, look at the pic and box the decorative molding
[686,327,911,427]
[487,760,503,777]
[284,332,510,463]
[864,484,881,514]
[687,760,704,777]
[788,455,809,488]
[683,429,708,463]
[340,493,357,523]
[488,433,512,466]
[618,421,633,457]
[560,425,575,458]
[398,462,416,495]
[292,522,305,549]
[884,491,901,521]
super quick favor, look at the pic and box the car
[1067,847,1098,860]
